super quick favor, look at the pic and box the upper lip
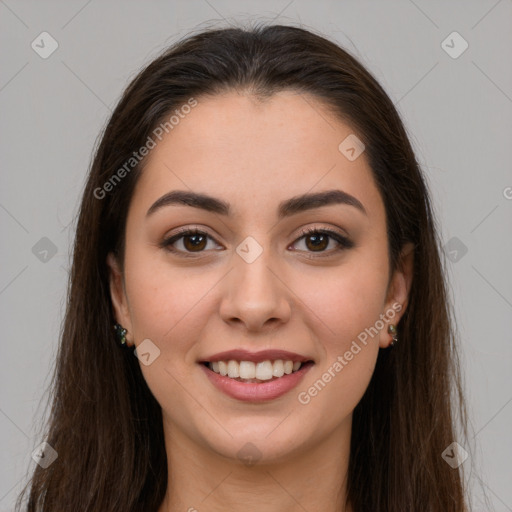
[200,349,313,364]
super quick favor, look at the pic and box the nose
[219,248,292,333]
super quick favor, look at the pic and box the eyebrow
[146,189,367,219]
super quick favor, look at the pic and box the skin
[108,90,414,512]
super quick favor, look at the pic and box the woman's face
[108,90,412,463]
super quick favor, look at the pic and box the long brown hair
[16,22,473,511]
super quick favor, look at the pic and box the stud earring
[114,323,129,346]
[388,324,398,347]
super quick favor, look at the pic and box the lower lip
[200,362,314,402]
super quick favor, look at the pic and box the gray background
[1,0,511,510]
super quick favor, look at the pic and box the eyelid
[293,224,350,242]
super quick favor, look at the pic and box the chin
[199,422,313,465]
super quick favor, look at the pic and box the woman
[17,23,471,511]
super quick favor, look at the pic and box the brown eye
[292,228,354,255]
[303,232,329,252]
[161,227,353,258]
[182,232,207,251]
[161,228,221,256]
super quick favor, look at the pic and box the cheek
[122,251,217,416]
[292,257,389,351]
[123,247,217,358]
[289,251,389,411]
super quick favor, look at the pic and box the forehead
[130,90,383,223]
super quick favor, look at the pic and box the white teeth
[207,359,305,380]
[239,361,256,379]
[227,360,239,378]
[218,361,228,376]
[255,360,274,380]
[272,360,284,377]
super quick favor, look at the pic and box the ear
[106,252,133,343]
[379,242,414,348]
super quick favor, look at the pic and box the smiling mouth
[202,359,315,383]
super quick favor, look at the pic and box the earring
[114,323,128,346]
[388,324,398,347]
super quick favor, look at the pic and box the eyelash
[160,226,354,258]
